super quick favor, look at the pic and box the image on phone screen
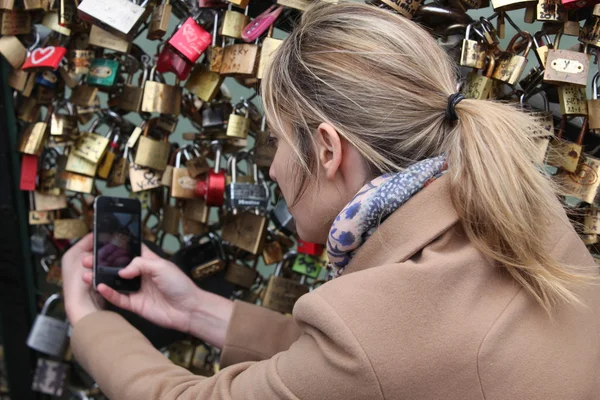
[94,197,141,292]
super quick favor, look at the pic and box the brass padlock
[70,83,99,107]
[65,150,98,177]
[221,4,249,39]
[8,68,35,96]
[54,218,88,239]
[134,120,171,171]
[544,30,591,87]
[559,85,588,116]
[129,152,163,192]
[19,107,52,156]
[533,31,552,68]
[50,102,78,138]
[41,11,71,36]
[224,261,258,289]
[18,97,41,123]
[492,31,532,85]
[147,0,171,40]
[1,9,31,35]
[263,240,283,265]
[254,116,276,167]
[584,208,600,234]
[107,146,129,187]
[117,62,148,113]
[72,120,110,164]
[460,23,487,69]
[141,66,182,115]
[226,103,250,139]
[563,20,580,36]
[263,252,309,314]
[257,25,283,80]
[183,197,209,224]
[580,4,600,47]
[0,35,26,68]
[588,72,600,131]
[171,150,196,199]
[207,13,225,73]
[461,53,496,100]
[185,65,223,103]
[161,200,181,236]
[220,43,258,76]
[547,116,587,173]
[97,131,121,180]
[88,25,131,53]
[184,146,210,178]
[221,211,267,254]
[555,152,600,204]
[536,0,566,22]
[56,170,94,193]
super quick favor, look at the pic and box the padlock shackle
[577,117,589,145]
[40,293,62,315]
[593,72,600,99]
[483,53,496,78]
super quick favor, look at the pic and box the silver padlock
[271,198,296,235]
[227,153,270,215]
[30,231,49,255]
[27,293,69,357]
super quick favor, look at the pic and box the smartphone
[93,196,142,292]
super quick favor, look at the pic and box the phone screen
[94,196,141,292]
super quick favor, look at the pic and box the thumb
[118,257,161,279]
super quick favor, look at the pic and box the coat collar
[344,173,460,275]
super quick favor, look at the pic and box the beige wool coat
[71,174,600,399]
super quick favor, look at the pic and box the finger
[118,256,162,279]
[97,284,132,311]
[82,271,93,285]
[82,255,94,269]
[142,244,161,260]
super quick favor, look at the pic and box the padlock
[34,190,67,212]
[68,49,94,74]
[77,0,151,39]
[88,24,131,53]
[584,208,600,234]
[183,197,209,224]
[221,4,249,39]
[86,57,120,88]
[41,11,72,36]
[254,116,276,167]
[117,64,148,113]
[536,0,566,22]
[20,154,39,191]
[65,147,98,177]
[0,9,31,35]
[19,106,52,156]
[547,116,587,172]
[70,80,99,107]
[161,147,178,187]
[555,152,600,204]
[492,31,532,85]
[297,239,324,256]
[263,239,284,265]
[207,13,225,73]
[580,4,600,47]
[56,169,94,193]
[59,0,77,28]
[226,102,251,139]
[533,31,552,68]
[31,357,69,397]
[461,53,496,100]
[242,4,283,42]
[271,197,296,235]
[201,102,231,131]
[38,149,61,195]
[291,253,322,279]
[221,210,268,254]
[220,42,259,76]
[365,0,423,18]
[107,145,129,187]
[588,72,600,130]
[54,217,88,239]
[156,15,212,80]
[185,65,223,102]
[194,142,226,207]
[558,85,588,116]
[50,101,78,137]
[22,46,67,72]
[263,252,309,314]
[160,196,181,236]
[97,130,121,179]
[129,150,162,192]
[0,35,26,68]
[544,30,590,86]
[224,260,258,288]
[26,293,69,357]
[18,97,42,123]
[227,154,270,215]
[171,149,196,199]
[0,0,14,9]
[8,68,35,95]
[491,0,536,11]
[72,118,111,164]
[184,146,210,178]
[134,119,171,171]
[257,24,283,80]
[141,66,182,115]
[147,0,171,40]
[460,22,487,69]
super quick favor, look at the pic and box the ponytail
[447,99,594,314]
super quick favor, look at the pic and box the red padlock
[297,239,324,256]
[156,17,212,80]
[20,154,39,191]
[194,143,225,207]
[22,46,67,72]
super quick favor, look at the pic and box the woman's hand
[62,234,105,326]
[81,244,202,335]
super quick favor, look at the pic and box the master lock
[27,293,69,357]
[227,153,269,215]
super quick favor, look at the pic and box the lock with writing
[73,117,111,164]
[558,84,588,116]
[492,31,532,85]
[555,150,600,205]
[27,293,69,357]
[257,23,283,80]
[194,142,226,207]
[88,24,132,53]
[135,119,171,171]
[65,143,98,177]
[77,0,151,40]
[226,101,250,139]
[141,65,182,115]
[156,14,212,80]
[220,39,259,76]
[221,4,249,39]
[86,57,121,88]
[544,30,590,86]
[221,209,268,254]
[224,254,258,289]
[227,153,270,215]
[183,233,227,282]
[536,0,565,22]
[0,9,31,35]
[291,253,322,279]
[263,252,309,314]
[460,22,487,68]
[185,64,224,102]
[172,148,197,199]
[461,52,496,99]
[547,115,588,172]
[148,0,172,40]
[588,72,600,131]
[129,150,163,192]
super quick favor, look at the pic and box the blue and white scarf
[327,155,448,276]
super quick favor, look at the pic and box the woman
[62,3,600,399]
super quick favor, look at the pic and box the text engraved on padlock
[229,184,269,209]
[129,164,162,192]
[557,156,600,204]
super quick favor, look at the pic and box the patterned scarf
[327,155,448,277]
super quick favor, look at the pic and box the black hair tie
[445,93,464,122]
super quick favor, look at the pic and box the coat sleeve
[70,293,384,400]
[220,300,303,367]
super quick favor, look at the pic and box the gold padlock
[171,150,196,199]
[221,4,249,39]
[555,152,600,204]
[258,25,283,80]
[72,123,110,165]
[65,151,97,177]
[183,198,209,224]
[0,35,26,68]
[134,119,171,171]
[97,132,121,180]
[220,43,259,76]
[1,9,31,35]
[559,85,588,116]
[88,25,131,53]
[492,31,532,85]
[226,104,250,139]
[224,262,257,289]
[147,0,171,40]
[141,66,182,115]
[208,13,225,73]
[221,211,267,254]
[129,155,163,193]
[54,218,88,239]
[185,65,223,103]
[263,254,309,314]
[588,72,600,131]
[19,106,52,156]
[462,53,496,100]
[536,0,566,23]
[70,84,99,107]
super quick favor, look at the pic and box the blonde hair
[262,2,594,313]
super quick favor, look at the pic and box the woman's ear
[316,122,343,180]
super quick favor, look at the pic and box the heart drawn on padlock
[31,47,56,65]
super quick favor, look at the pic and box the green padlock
[86,58,120,87]
[291,253,322,279]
